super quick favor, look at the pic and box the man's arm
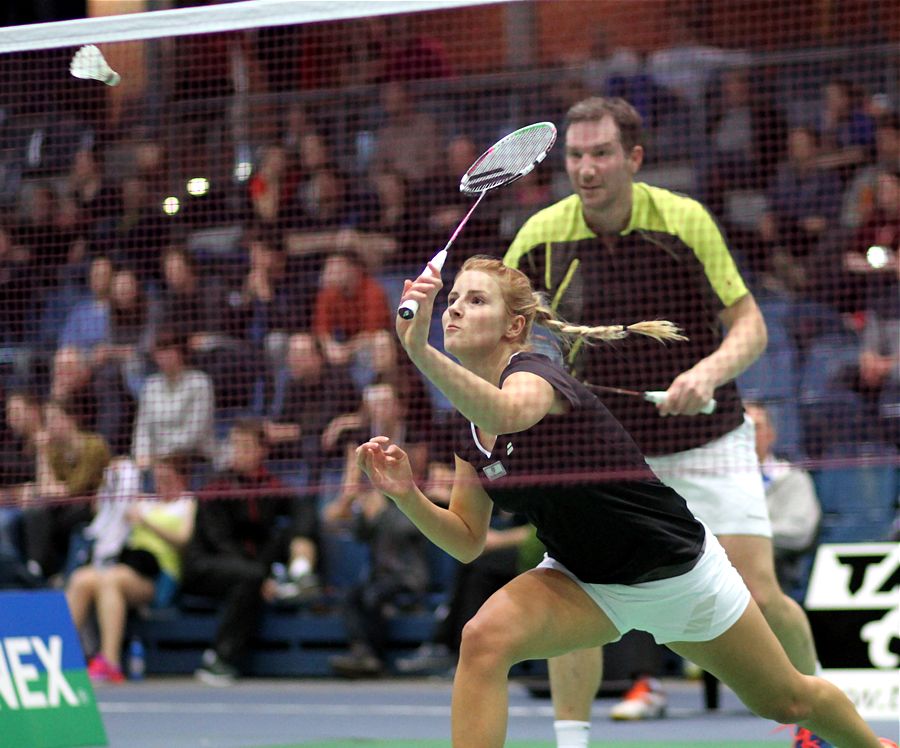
[660,292,767,416]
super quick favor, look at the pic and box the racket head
[459,121,557,195]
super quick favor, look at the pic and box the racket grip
[397,250,448,320]
[644,391,717,415]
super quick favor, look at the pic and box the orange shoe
[609,677,667,720]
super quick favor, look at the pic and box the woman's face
[111,271,139,308]
[442,270,515,358]
[152,462,183,500]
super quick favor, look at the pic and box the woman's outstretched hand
[355,436,416,503]
[396,261,443,355]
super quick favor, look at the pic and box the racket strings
[462,124,556,193]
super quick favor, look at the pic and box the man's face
[6,397,32,435]
[565,116,641,222]
[229,430,265,475]
[152,346,182,377]
[286,334,322,379]
[164,254,191,290]
[89,258,113,299]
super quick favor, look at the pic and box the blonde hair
[456,256,687,348]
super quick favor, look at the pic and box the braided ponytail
[455,256,688,349]
[535,304,687,346]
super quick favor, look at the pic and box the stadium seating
[812,442,899,543]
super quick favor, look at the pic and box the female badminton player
[355,255,889,748]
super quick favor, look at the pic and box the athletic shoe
[792,727,833,747]
[273,572,321,604]
[194,650,238,687]
[395,643,456,675]
[87,655,125,684]
[329,643,384,678]
[609,677,667,720]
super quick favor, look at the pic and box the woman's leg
[95,565,155,669]
[65,566,100,629]
[452,568,619,748]
[669,600,881,748]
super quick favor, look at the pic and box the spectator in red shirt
[312,251,391,367]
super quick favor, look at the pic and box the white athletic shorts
[646,415,773,538]
[538,526,751,645]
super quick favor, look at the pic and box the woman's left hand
[396,261,443,355]
[355,436,416,504]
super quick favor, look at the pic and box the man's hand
[658,365,717,416]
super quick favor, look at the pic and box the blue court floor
[91,676,899,748]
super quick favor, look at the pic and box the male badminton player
[503,96,827,748]
[355,254,888,748]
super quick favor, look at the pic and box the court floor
[91,676,899,748]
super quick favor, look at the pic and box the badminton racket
[587,383,717,415]
[70,45,120,86]
[398,121,558,320]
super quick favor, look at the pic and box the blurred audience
[63,146,121,237]
[184,420,319,686]
[702,67,786,215]
[397,508,533,676]
[132,330,216,471]
[97,176,168,285]
[842,113,900,229]
[247,145,297,226]
[0,226,35,344]
[324,382,430,678]
[50,346,99,433]
[14,184,72,290]
[94,268,157,454]
[758,126,843,289]
[369,81,442,183]
[647,16,749,107]
[745,402,821,595]
[838,168,900,314]
[816,79,877,177]
[157,247,253,409]
[225,228,299,351]
[312,251,391,368]
[265,332,359,493]
[66,453,196,684]
[21,399,110,582]
[58,254,112,354]
[0,392,42,561]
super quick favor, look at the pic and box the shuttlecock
[69,45,120,86]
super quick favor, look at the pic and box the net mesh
[0,0,897,581]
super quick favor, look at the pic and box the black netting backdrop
[0,0,897,550]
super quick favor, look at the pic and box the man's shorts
[646,415,772,538]
[538,526,751,645]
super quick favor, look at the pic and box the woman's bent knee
[459,615,517,669]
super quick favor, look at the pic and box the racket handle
[397,249,448,320]
[644,391,717,415]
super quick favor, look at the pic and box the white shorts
[538,526,751,645]
[646,416,772,538]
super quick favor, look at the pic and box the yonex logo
[0,636,79,709]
